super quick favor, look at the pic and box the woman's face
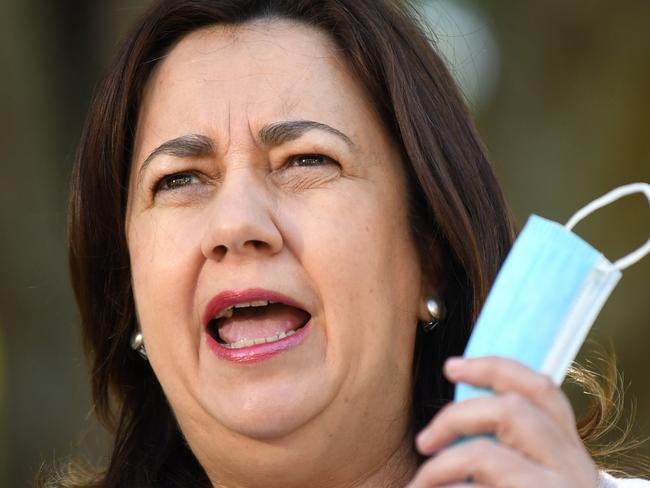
[126,19,427,476]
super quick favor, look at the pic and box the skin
[126,20,425,487]
[125,18,599,488]
[410,357,599,487]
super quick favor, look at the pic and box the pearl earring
[130,329,148,359]
[422,296,445,332]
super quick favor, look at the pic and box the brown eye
[155,173,198,192]
[290,154,337,167]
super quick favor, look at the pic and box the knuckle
[557,395,577,424]
[468,440,501,479]
[501,392,526,417]
[496,394,525,441]
[532,374,556,396]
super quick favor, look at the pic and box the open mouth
[207,300,311,350]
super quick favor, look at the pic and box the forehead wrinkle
[223,98,232,157]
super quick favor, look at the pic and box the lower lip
[206,321,311,364]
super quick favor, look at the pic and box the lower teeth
[222,329,297,349]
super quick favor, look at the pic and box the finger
[409,438,559,488]
[416,393,571,467]
[444,356,577,437]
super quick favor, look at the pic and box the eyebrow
[137,133,214,183]
[259,120,355,149]
[136,120,354,182]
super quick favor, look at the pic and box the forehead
[166,18,341,71]
[136,19,377,144]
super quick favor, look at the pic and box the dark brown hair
[65,0,515,486]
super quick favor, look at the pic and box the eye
[288,154,338,168]
[154,172,200,193]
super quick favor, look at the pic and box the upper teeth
[213,300,276,320]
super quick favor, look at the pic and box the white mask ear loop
[565,182,650,271]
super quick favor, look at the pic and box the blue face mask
[455,183,650,403]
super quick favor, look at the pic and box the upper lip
[202,288,309,327]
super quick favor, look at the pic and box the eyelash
[153,172,200,193]
[151,153,339,194]
[287,153,338,168]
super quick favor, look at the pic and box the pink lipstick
[203,288,311,363]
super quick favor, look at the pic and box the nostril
[212,244,228,261]
[209,241,270,260]
[248,239,270,251]
[200,200,284,259]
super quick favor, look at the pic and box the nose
[200,168,283,262]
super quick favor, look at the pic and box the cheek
[127,210,205,350]
[285,180,420,369]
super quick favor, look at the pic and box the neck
[344,431,419,488]
[201,427,419,488]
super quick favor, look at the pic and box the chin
[196,367,335,441]
[220,406,313,440]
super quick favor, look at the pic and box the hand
[407,356,599,488]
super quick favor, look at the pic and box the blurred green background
[0,0,648,486]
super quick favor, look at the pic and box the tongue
[218,303,310,344]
